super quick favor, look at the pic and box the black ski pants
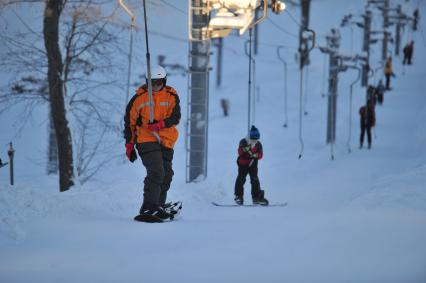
[403,53,413,65]
[403,54,409,65]
[234,160,261,199]
[377,91,384,105]
[360,123,372,147]
[136,142,174,210]
[385,73,391,89]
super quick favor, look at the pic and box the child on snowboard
[234,126,269,206]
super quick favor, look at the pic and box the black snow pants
[385,73,391,90]
[403,54,409,65]
[377,91,384,105]
[360,123,372,147]
[136,142,174,210]
[234,160,261,199]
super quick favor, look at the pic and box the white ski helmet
[145,66,167,86]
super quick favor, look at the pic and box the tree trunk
[43,0,74,192]
[47,110,58,175]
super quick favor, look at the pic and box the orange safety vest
[126,85,180,149]
[384,59,393,75]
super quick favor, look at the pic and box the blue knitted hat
[249,125,260,140]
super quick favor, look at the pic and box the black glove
[126,143,137,163]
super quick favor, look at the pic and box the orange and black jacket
[384,59,393,75]
[124,85,181,149]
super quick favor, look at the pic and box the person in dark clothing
[384,56,393,90]
[367,85,377,106]
[124,66,181,222]
[220,98,230,117]
[234,126,269,206]
[413,9,419,31]
[403,41,414,65]
[376,80,385,105]
[359,101,376,149]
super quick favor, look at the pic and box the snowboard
[134,201,182,223]
[164,201,183,216]
[134,214,173,223]
[212,201,288,207]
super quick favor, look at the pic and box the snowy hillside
[1,0,426,282]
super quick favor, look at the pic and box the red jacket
[237,138,263,166]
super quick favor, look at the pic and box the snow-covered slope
[1,0,426,282]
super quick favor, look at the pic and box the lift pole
[186,0,210,182]
[8,143,14,186]
[361,10,372,87]
[321,29,341,145]
[382,0,390,61]
[215,38,223,87]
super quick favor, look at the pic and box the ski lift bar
[118,0,135,22]
[117,0,136,129]
[8,143,14,186]
[277,46,288,127]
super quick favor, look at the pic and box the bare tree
[47,111,59,175]
[43,0,74,192]
[60,3,126,184]
[0,1,128,189]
